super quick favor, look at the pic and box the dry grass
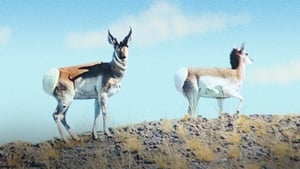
[6,153,21,168]
[237,115,251,133]
[185,138,214,162]
[270,141,292,160]
[3,114,300,169]
[175,124,188,138]
[85,151,109,169]
[181,114,192,122]
[110,152,134,169]
[252,118,267,135]
[229,133,241,145]
[40,143,59,160]
[116,132,142,153]
[151,143,189,169]
[5,141,27,168]
[124,136,142,153]
[228,145,240,160]
[248,163,261,169]
[160,118,172,133]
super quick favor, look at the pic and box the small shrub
[124,136,142,153]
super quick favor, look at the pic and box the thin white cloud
[66,30,107,49]
[0,26,11,45]
[65,1,250,49]
[248,59,300,85]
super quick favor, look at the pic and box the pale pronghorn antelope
[174,43,253,118]
[42,28,132,142]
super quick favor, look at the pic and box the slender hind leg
[217,98,228,128]
[53,100,79,142]
[185,91,199,117]
[217,98,224,118]
[61,111,80,141]
[183,79,199,117]
[53,105,67,142]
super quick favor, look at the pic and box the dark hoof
[225,123,234,131]
[92,134,98,140]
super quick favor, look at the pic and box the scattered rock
[1,114,300,168]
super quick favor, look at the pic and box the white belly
[198,76,241,98]
[74,77,100,99]
[73,76,121,99]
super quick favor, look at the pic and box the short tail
[42,68,60,96]
[174,67,188,94]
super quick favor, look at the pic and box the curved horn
[240,42,246,51]
[122,27,132,44]
[108,29,118,45]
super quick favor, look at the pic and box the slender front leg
[100,93,112,136]
[232,93,243,116]
[229,92,244,118]
[236,97,243,115]
[92,99,101,139]
[61,114,80,141]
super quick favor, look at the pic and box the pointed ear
[240,42,246,51]
[108,30,118,46]
[122,27,132,45]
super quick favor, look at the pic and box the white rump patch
[43,68,60,96]
[174,67,188,93]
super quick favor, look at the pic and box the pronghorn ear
[240,42,246,51]
[122,27,132,45]
[108,30,118,46]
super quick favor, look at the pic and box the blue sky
[1,0,300,144]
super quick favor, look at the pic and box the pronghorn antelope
[175,43,253,118]
[42,28,132,142]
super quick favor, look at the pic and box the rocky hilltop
[1,114,300,169]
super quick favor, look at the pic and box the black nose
[119,55,126,60]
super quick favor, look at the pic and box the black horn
[108,29,118,46]
[122,27,132,45]
[240,42,246,51]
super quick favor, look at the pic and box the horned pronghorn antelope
[174,43,253,118]
[42,28,132,142]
